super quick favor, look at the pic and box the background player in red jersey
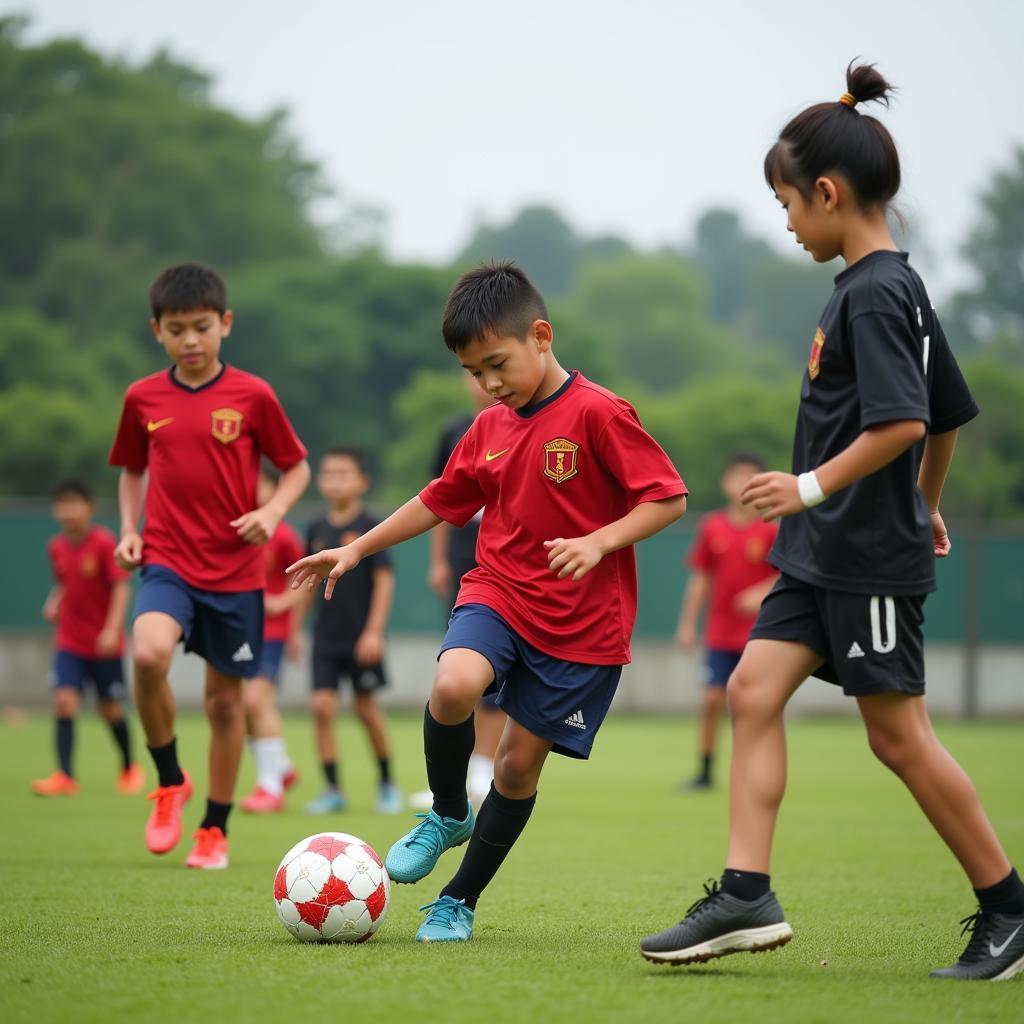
[32,479,141,797]
[239,465,303,814]
[109,263,309,870]
[676,454,778,790]
[289,262,687,942]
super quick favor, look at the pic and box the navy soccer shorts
[704,648,743,687]
[254,640,285,684]
[52,650,127,702]
[439,603,622,760]
[749,572,926,697]
[134,564,264,679]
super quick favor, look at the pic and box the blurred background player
[303,447,402,815]
[239,464,303,813]
[676,454,778,790]
[424,372,506,806]
[32,479,141,796]
[110,262,309,869]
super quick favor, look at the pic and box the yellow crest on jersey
[211,408,243,444]
[542,438,579,484]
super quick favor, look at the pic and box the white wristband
[797,471,826,508]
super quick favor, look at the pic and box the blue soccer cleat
[304,788,348,815]
[375,782,404,815]
[416,896,474,942]
[385,808,475,884]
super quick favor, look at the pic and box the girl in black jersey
[643,62,1024,981]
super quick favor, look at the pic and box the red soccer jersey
[48,526,129,658]
[263,520,304,642]
[689,510,779,651]
[421,372,686,664]
[108,365,307,592]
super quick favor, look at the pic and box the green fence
[3,502,1021,643]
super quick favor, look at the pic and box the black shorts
[312,648,387,694]
[749,573,926,697]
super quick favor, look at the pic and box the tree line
[2,18,1022,516]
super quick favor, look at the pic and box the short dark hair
[725,452,766,473]
[764,62,900,208]
[320,446,367,474]
[441,261,549,352]
[149,262,227,320]
[53,479,93,501]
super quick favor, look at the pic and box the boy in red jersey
[676,454,778,789]
[239,466,304,814]
[289,262,687,941]
[32,480,141,797]
[109,263,309,869]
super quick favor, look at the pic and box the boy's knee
[205,687,242,728]
[494,746,539,792]
[133,641,174,679]
[432,669,480,717]
[310,691,334,721]
[865,726,910,774]
[98,699,122,723]
[53,688,78,717]
[353,693,377,722]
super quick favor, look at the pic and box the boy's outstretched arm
[232,459,311,544]
[545,495,687,582]
[917,428,959,557]
[288,496,442,600]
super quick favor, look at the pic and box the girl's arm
[742,420,926,521]
[917,428,959,557]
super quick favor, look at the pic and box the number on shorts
[869,596,896,654]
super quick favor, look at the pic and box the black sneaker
[641,879,793,965]
[930,908,1024,981]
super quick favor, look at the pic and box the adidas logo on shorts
[564,709,587,730]
[232,642,255,662]
[846,641,865,659]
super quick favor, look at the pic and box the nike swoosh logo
[990,923,1022,957]
[485,447,510,462]
[147,417,174,432]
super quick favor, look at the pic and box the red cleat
[185,826,229,870]
[31,771,79,797]
[145,771,192,854]
[282,766,299,791]
[240,785,284,814]
[117,763,145,795]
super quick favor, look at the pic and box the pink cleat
[185,827,229,870]
[144,771,193,854]
[240,785,285,814]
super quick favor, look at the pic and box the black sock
[721,868,771,901]
[108,719,132,771]
[199,799,232,836]
[323,761,339,789]
[700,753,712,782]
[441,784,537,909]
[975,868,1024,916]
[56,717,74,778]
[378,756,391,786]
[147,738,184,788]
[424,704,474,821]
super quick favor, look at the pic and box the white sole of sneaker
[993,951,1024,981]
[642,922,794,964]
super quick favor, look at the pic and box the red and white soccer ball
[274,832,390,943]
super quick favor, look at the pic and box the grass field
[2,710,1022,1023]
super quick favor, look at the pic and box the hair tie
[839,92,858,108]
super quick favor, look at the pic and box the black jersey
[770,251,978,596]
[306,510,392,653]
[432,413,480,571]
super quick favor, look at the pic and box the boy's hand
[42,596,60,623]
[231,507,281,545]
[354,629,384,666]
[676,622,696,651]
[741,472,803,522]
[285,632,303,664]
[544,535,604,582]
[264,591,290,617]
[115,531,143,570]
[930,509,951,557]
[96,627,119,657]
[733,584,766,618]
[287,546,362,600]
[428,561,452,600]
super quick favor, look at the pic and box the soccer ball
[274,832,390,943]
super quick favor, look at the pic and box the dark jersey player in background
[425,372,506,806]
[642,62,1024,983]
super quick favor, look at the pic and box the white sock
[252,738,284,796]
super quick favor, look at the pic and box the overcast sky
[20,0,1024,294]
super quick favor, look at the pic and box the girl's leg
[724,639,822,873]
[857,693,1011,888]
[441,718,552,906]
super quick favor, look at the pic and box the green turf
[2,710,1021,1023]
